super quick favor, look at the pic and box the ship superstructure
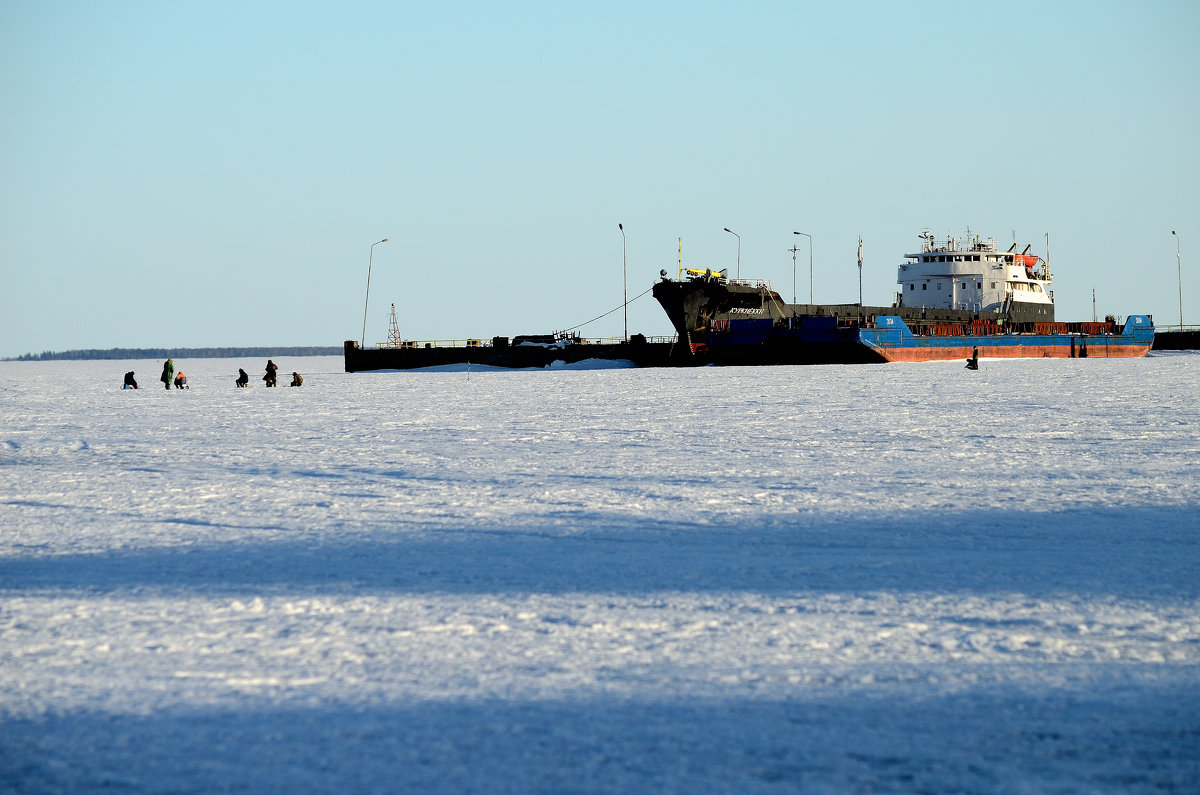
[896,230,1053,323]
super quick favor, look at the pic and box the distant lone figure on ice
[290,372,303,387]
[160,359,174,389]
[235,368,249,388]
[174,371,189,389]
[123,371,138,389]
[263,359,278,387]
[966,346,979,370]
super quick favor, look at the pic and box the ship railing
[1156,323,1200,333]
[375,339,486,349]
[728,278,776,291]
[374,336,676,349]
[567,335,676,346]
[902,320,1131,338]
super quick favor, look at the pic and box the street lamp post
[619,223,627,343]
[1173,230,1183,327]
[361,237,390,347]
[788,244,801,306]
[794,232,812,304]
[723,227,740,279]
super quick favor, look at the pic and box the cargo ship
[652,230,1155,364]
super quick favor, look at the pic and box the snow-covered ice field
[2,354,1198,792]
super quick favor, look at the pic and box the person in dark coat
[123,371,139,389]
[290,372,303,387]
[160,359,174,389]
[235,368,249,388]
[966,346,979,370]
[263,359,278,387]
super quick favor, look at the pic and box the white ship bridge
[896,230,1054,318]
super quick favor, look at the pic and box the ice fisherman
[160,359,174,389]
[966,346,979,370]
[174,371,189,389]
[235,368,249,388]
[123,371,139,389]
[263,359,278,387]
[290,372,303,387]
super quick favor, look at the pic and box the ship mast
[386,303,402,347]
[857,237,864,308]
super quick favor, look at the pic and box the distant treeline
[9,346,343,361]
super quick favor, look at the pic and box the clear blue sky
[2,1,1197,356]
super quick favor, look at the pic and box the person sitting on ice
[235,368,249,388]
[290,372,303,387]
[173,371,189,389]
[123,371,139,389]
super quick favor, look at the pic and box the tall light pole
[1173,230,1183,327]
[794,232,812,304]
[619,223,628,342]
[361,236,390,347]
[788,244,801,305]
[723,227,740,279]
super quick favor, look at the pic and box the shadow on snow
[2,504,1197,600]
[1,689,1197,792]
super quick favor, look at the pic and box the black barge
[344,334,676,372]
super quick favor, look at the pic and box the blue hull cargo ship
[651,230,1154,364]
